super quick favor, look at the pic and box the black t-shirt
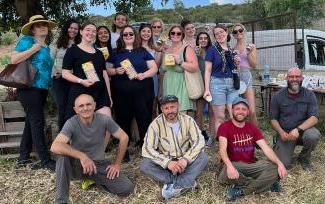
[63,44,106,82]
[63,44,110,118]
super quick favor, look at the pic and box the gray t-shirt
[61,113,120,160]
[270,87,319,131]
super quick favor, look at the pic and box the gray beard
[287,81,302,93]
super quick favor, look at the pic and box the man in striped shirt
[140,95,208,200]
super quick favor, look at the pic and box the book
[81,61,100,82]
[120,59,137,80]
[98,47,109,60]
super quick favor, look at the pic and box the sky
[88,0,244,16]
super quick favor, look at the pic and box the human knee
[304,128,321,144]
[139,159,154,174]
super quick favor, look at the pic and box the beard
[287,80,302,93]
[233,113,247,123]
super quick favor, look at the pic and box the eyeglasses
[122,32,134,37]
[170,31,182,36]
[152,26,162,29]
[232,28,244,35]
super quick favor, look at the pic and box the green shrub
[0,55,10,66]
[0,31,17,45]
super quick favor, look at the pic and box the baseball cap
[159,95,178,105]
[232,97,249,108]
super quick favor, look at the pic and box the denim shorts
[209,77,239,105]
[239,69,253,88]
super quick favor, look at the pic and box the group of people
[11,12,322,203]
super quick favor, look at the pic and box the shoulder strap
[182,45,188,62]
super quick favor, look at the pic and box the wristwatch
[297,127,305,135]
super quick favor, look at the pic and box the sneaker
[16,159,32,168]
[205,137,215,148]
[270,181,282,192]
[81,179,95,190]
[161,184,183,199]
[227,186,244,201]
[297,157,313,172]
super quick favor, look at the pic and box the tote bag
[183,46,204,99]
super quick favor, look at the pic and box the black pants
[17,87,51,163]
[51,77,70,131]
[112,78,153,146]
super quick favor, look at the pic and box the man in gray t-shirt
[51,94,134,203]
[270,67,321,171]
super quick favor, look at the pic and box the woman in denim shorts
[204,24,240,145]
[232,23,258,125]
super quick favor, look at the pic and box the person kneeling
[51,94,134,204]
[217,98,287,201]
[140,95,208,200]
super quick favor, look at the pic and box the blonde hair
[232,23,246,32]
[151,18,164,29]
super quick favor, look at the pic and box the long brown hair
[116,26,143,52]
[138,23,155,50]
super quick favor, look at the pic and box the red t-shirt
[217,120,264,163]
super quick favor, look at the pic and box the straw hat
[21,15,56,35]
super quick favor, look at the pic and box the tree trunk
[14,0,44,23]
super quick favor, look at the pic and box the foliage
[113,0,153,22]
[0,55,10,66]
[0,31,17,45]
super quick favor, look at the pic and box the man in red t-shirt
[217,98,287,201]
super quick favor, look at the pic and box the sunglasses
[123,32,134,37]
[170,31,182,36]
[232,28,244,35]
[152,26,162,29]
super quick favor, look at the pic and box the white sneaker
[161,184,182,199]
[205,137,215,148]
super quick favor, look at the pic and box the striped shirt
[142,113,205,168]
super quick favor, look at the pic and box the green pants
[218,160,279,195]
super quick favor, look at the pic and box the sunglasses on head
[123,32,134,37]
[152,26,162,29]
[170,31,182,36]
[232,28,244,35]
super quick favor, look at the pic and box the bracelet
[77,78,82,84]
[297,127,304,135]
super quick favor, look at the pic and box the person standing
[181,19,196,48]
[62,22,111,121]
[11,15,57,170]
[111,12,128,49]
[107,26,158,155]
[203,24,240,148]
[161,25,199,113]
[194,32,214,141]
[51,18,81,131]
[232,23,258,126]
[271,67,321,171]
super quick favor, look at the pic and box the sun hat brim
[21,20,56,35]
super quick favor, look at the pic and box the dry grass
[1,121,325,204]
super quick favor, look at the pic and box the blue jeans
[209,77,238,105]
[140,151,209,188]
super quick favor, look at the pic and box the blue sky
[88,0,244,16]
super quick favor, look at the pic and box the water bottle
[263,64,270,85]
